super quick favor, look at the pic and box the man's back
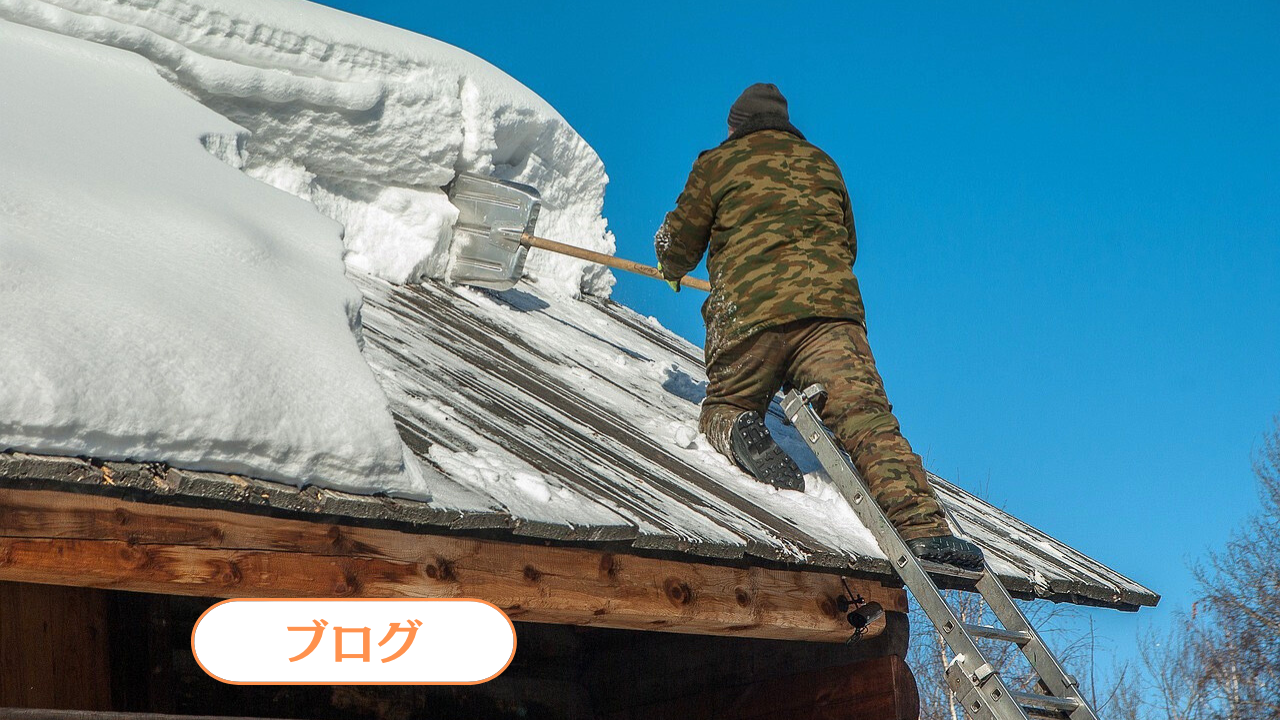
[653,83,984,571]
[657,126,865,364]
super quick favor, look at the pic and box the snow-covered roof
[355,276,1157,610]
[0,0,1157,612]
[0,272,1156,609]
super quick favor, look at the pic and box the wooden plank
[600,654,919,720]
[0,582,112,711]
[581,612,912,714]
[364,279,865,567]
[363,284,756,558]
[0,711,295,720]
[0,452,503,538]
[0,488,905,643]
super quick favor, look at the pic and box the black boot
[729,412,805,491]
[906,535,986,571]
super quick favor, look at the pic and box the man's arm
[655,157,715,282]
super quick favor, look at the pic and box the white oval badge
[191,599,516,685]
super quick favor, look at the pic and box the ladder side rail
[783,389,1032,720]
[975,572,1100,720]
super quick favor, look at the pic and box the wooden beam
[600,654,919,720]
[0,582,112,710]
[0,488,905,643]
[0,711,293,720]
[581,612,912,715]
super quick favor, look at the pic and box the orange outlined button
[192,599,516,685]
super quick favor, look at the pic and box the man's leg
[785,319,952,541]
[700,327,801,489]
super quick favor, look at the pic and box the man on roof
[655,83,984,571]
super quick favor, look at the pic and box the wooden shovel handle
[525,234,712,293]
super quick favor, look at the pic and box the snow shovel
[446,173,711,293]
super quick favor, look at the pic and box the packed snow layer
[0,0,615,297]
[0,19,427,496]
[0,0,615,494]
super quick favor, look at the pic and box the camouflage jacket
[655,117,865,365]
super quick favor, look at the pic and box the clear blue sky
[315,0,1278,658]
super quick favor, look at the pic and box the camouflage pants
[701,317,951,541]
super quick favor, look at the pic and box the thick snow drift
[0,0,613,495]
[0,19,423,495]
[0,0,614,297]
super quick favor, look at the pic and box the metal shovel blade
[446,173,541,291]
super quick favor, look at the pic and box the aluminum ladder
[783,384,1100,720]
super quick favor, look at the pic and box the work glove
[656,261,681,293]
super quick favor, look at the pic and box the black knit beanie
[727,83,789,128]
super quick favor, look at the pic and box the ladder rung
[917,559,985,581]
[1023,707,1070,720]
[1012,690,1081,714]
[965,623,1032,644]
